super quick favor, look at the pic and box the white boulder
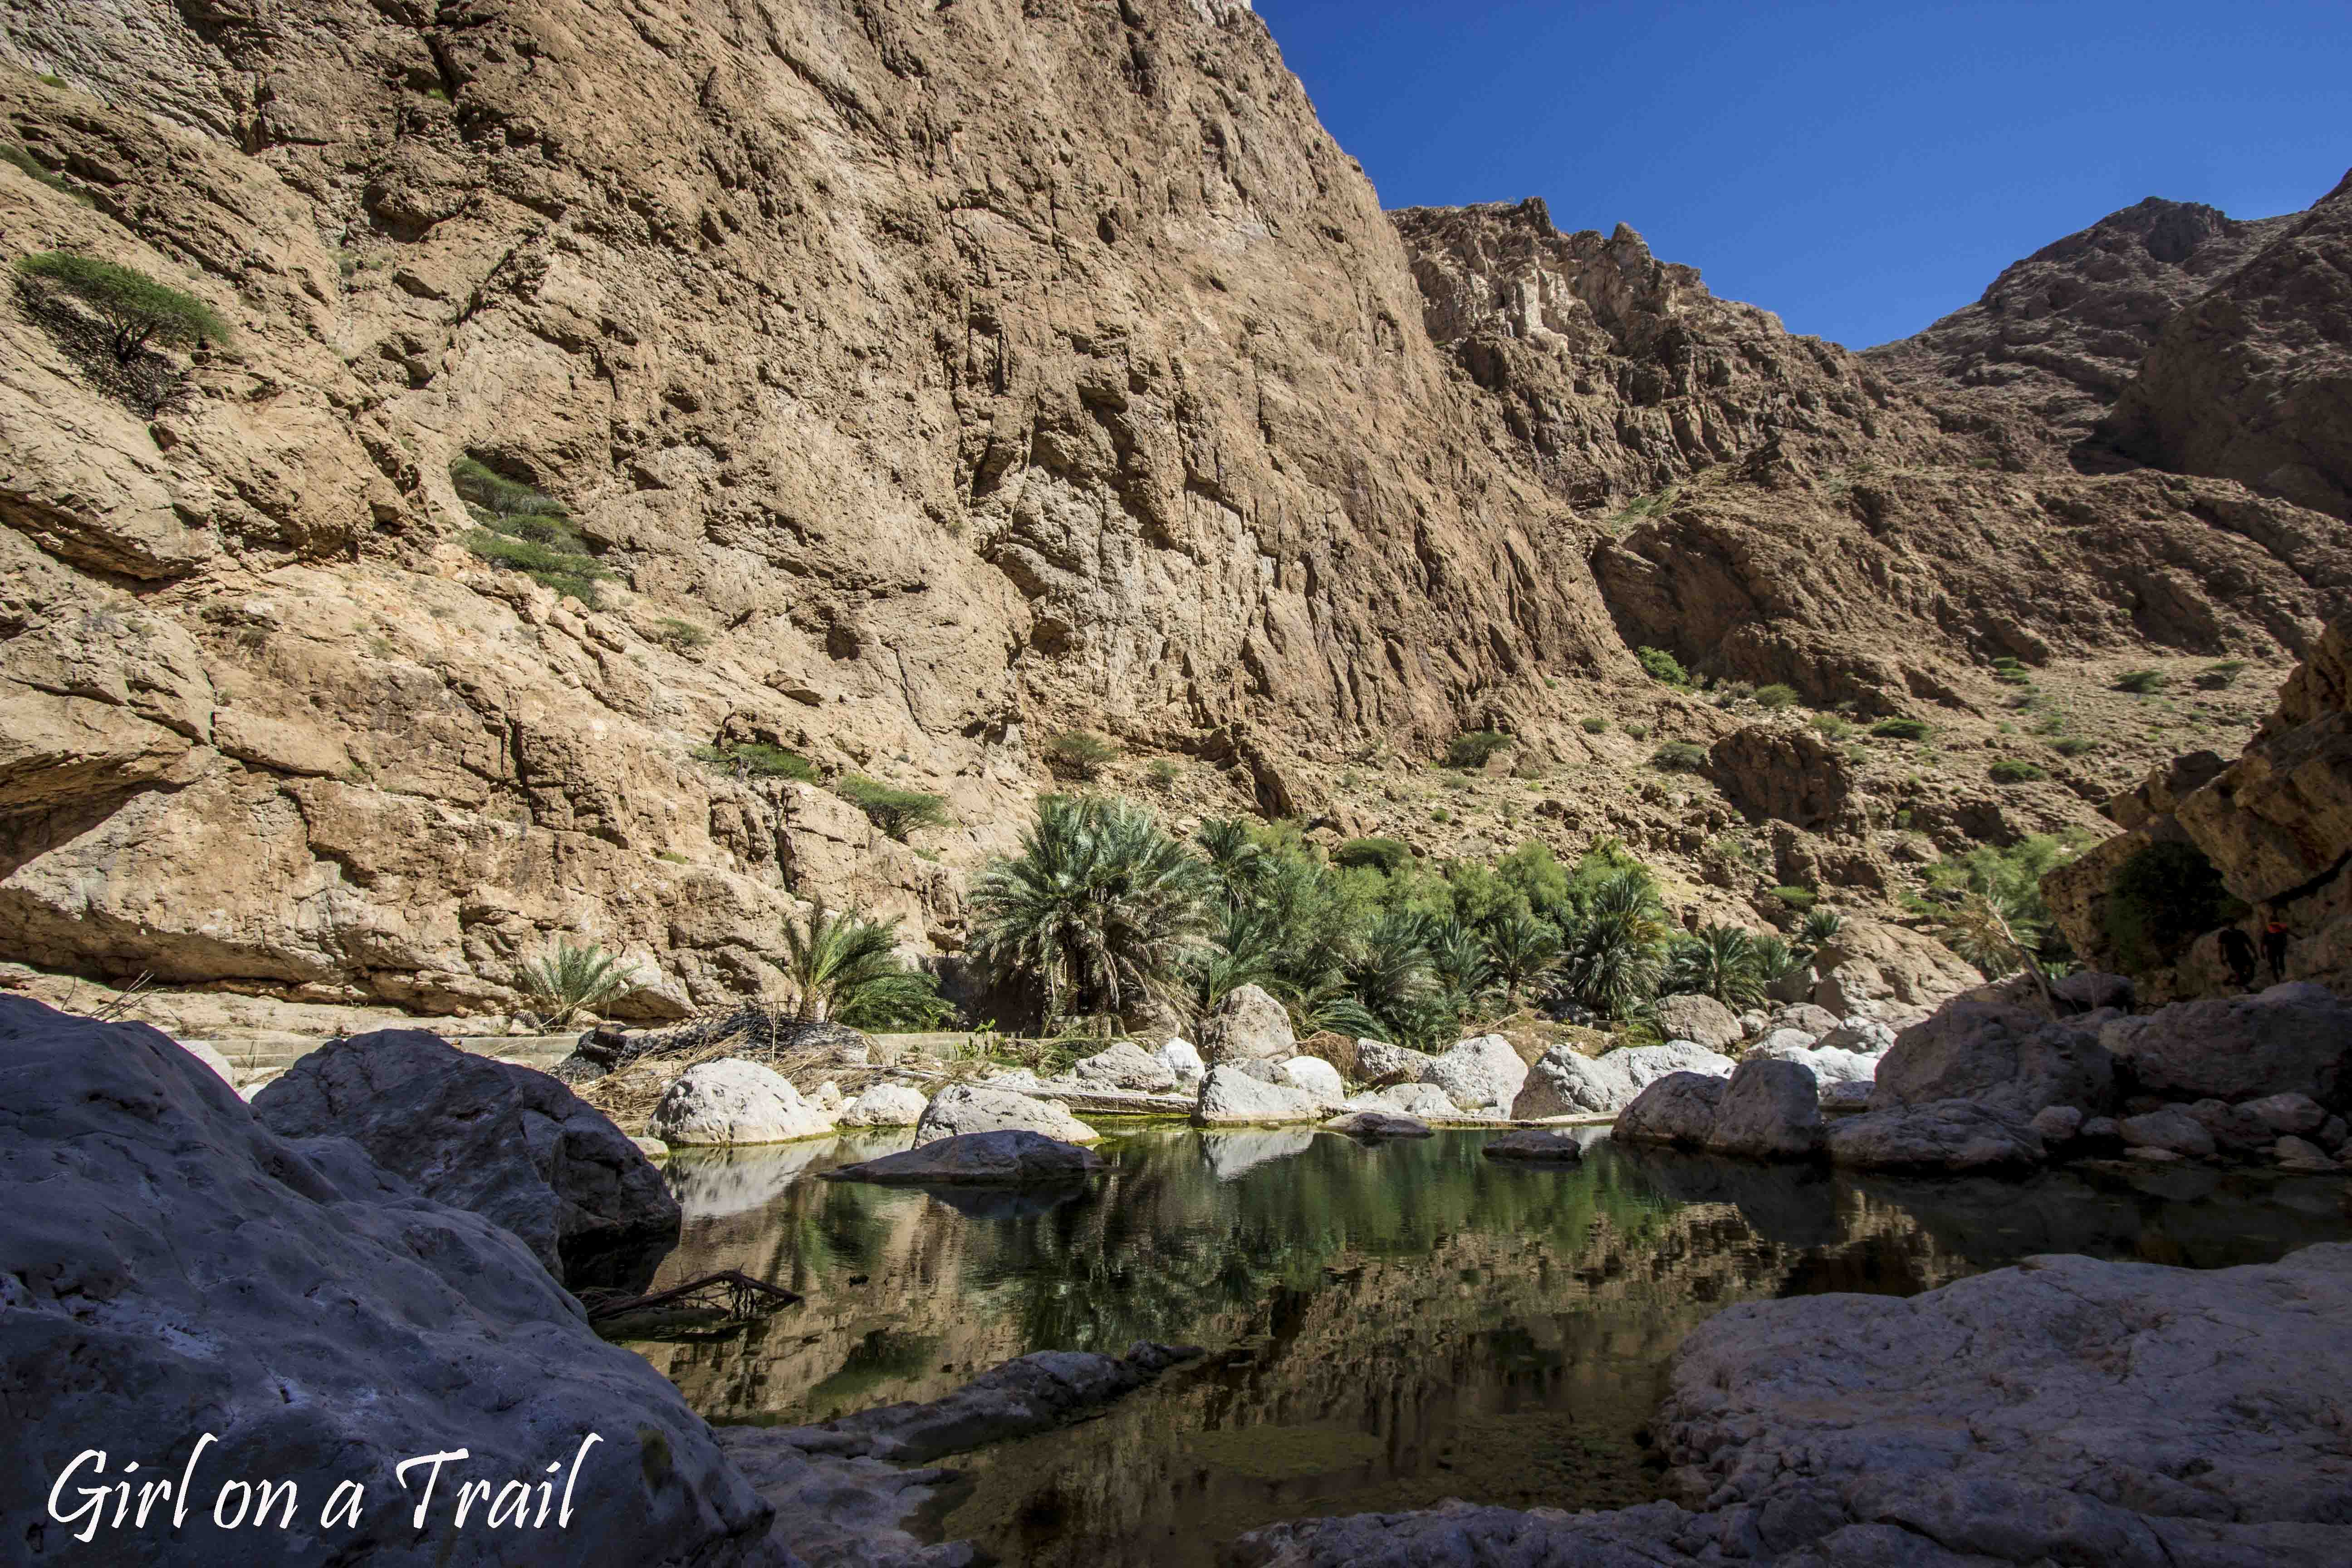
[650,1058,837,1146]
[1421,1034,1527,1117]
[915,1082,1098,1146]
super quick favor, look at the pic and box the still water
[622,1125,2352,1566]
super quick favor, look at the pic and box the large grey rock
[2245,1092,2329,1137]
[823,1130,1104,1186]
[1195,1064,1325,1124]
[1197,982,1295,1064]
[178,1037,237,1085]
[1705,1058,1825,1159]
[1200,1127,1315,1180]
[1323,1109,1432,1139]
[1073,1039,1179,1093]
[1480,1128,1585,1162]
[1418,1034,1527,1117]
[1818,1015,1896,1054]
[1156,1037,1205,1083]
[1653,992,1743,1051]
[1513,1040,1736,1117]
[1229,1246,2352,1567]
[1275,1054,1346,1103]
[252,1027,678,1290]
[1612,1072,1729,1148]
[0,996,771,1568]
[2101,983,2352,1106]
[1869,994,2114,1120]
[1829,1098,2047,1171]
[2029,1104,2085,1146]
[649,1056,837,1147]
[1746,1035,1879,1089]
[1354,1039,1436,1083]
[914,1082,1097,1146]
[838,1081,930,1128]
[2121,1107,2219,1159]
[1767,1002,1842,1039]
[1367,1081,1461,1118]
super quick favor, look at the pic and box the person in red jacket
[2261,912,2291,985]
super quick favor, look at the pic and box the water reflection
[623,1127,2352,1568]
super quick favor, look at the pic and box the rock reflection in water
[623,1127,2352,1568]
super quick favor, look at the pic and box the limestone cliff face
[0,0,1617,1012]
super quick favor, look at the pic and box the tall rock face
[1867,196,2298,458]
[2102,171,2352,522]
[0,0,1617,1012]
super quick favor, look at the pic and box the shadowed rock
[822,1129,1105,1186]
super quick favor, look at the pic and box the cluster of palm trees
[967,796,1842,1047]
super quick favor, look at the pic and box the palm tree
[1484,910,1562,1006]
[1427,915,1500,1023]
[1796,906,1844,953]
[970,795,1213,1024]
[1663,923,1766,1009]
[779,902,948,1027]
[1346,906,1436,1041]
[1195,816,1269,906]
[521,937,637,1028]
[1185,900,1283,1016]
[1558,870,1670,1019]
[1750,932,1801,984]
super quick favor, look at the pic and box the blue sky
[1253,1,2351,348]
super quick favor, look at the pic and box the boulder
[2100,984,2352,1106]
[914,1083,1098,1146]
[1705,1058,1825,1159]
[2053,970,2135,1012]
[0,996,771,1568]
[1200,1127,1317,1179]
[1073,1039,1180,1093]
[1194,1065,1326,1125]
[1819,1078,1875,1111]
[1323,1109,1432,1139]
[1808,918,1985,1009]
[1749,1026,1817,1056]
[1368,1081,1461,1118]
[2182,1097,2279,1154]
[2029,1105,2085,1145]
[822,1130,1104,1185]
[1613,1072,1729,1148]
[2276,1137,2339,1172]
[1653,993,1743,1051]
[253,1028,679,1290]
[2121,1107,2219,1159]
[178,1038,237,1085]
[1869,994,2114,1121]
[1745,1036,1879,1091]
[1420,1034,1527,1116]
[1817,1016,1896,1054]
[1514,1041,1735,1118]
[649,1057,837,1148]
[1275,1055,1346,1103]
[1708,722,1852,828]
[1156,1038,1205,1083]
[838,1081,930,1128]
[1481,1128,1586,1162]
[2245,1092,2328,1137]
[808,1079,844,1110]
[1767,1003,1841,1040]
[1828,1098,2046,1171]
[1197,983,1294,1064]
[1354,1039,1437,1083]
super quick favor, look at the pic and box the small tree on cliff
[15,252,230,361]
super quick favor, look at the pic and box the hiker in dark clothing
[2218,926,2259,990]
[2262,916,2291,984]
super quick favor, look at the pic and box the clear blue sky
[1253,1,2352,348]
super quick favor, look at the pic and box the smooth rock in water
[1767,1003,1841,1040]
[1614,1072,1729,1148]
[1818,1015,1896,1054]
[1195,1064,1326,1124]
[1482,1128,1585,1162]
[2120,1107,2218,1159]
[1324,1109,1432,1139]
[1372,1081,1461,1118]
[1654,992,1743,1051]
[823,1129,1104,1186]
[1706,1058,1825,1159]
[915,1083,1097,1146]
[1355,1039,1437,1083]
[1514,1040,1735,1118]
[2029,1105,2084,1146]
[1828,1098,2046,1171]
[178,1038,237,1085]
[1075,1039,1180,1093]
[0,996,769,1568]
[1198,982,1294,1064]
[254,1028,679,1289]
[1869,994,2114,1120]
[649,1057,837,1147]
[2101,983,2352,1105]
[1276,1054,1347,1104]
[1156,1037,1205,1082]
[2244,1091,2328,1137]
[1200,1127,1315,1180]
[1421,1034,1527,1117]
[838,1081,930,1128]
[2277,1136,2339,1171]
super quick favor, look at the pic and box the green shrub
[14,251,229,362]
[1712,680,1755,707]
[450,454,613,606]
[38,74,67,88]
[0,145,87,203]
[1810,712,1854,740]
[2050,736,2096,757]
[1333,837,1415,874]
[1146,757,1179,789]
[652,617,708,653]
[1771,885,1818,912]
[2194,660,2247,691]
[1872,717,1931,741]
[2114,668,2168,694]
[1044,729,1121,781]
[1651,740,1709,772]
[837,774,950,840]
[1580,716,1609,734]
[1989,657,2032,686]
[1988,758,2047,784]
[2104,839,2241,970]
[520,938,636,1028]
[1446,730,1513,769]
[1635,646,1690,686]
[692,742,817,782]
[1754,683,1800,710]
